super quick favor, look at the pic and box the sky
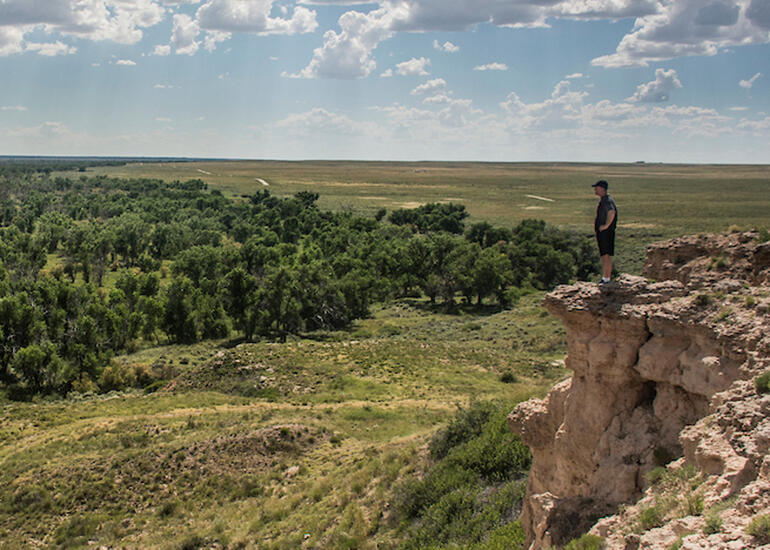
[1,0,769,163]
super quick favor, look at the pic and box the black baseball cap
[592,180,608,189]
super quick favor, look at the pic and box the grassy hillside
[0,294,565,549]
[88,160,770,274]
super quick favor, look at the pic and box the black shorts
[596,230,615,256]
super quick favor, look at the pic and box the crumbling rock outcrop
[509,232,770,549]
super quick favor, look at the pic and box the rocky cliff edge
[509,232,770,549]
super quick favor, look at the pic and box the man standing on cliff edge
[593,179,617,284]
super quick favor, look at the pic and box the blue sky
[1,0,769,163]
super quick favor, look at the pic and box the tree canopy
[0,165,597,399]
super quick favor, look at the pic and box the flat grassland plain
[2,161,768,549]
[93,160,770,274]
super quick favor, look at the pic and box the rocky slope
[509,232,770,549]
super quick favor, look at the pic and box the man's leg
[601,254,612,280]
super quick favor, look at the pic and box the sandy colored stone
[510,232,770,549]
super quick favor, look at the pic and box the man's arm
[599,209,615,231]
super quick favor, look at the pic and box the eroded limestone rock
[509,232,770,549]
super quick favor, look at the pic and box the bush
[158,498,181,518]
[703,512,722,535]
[465,521,525,550]
[429,401,497,461]
[638,503,664,531]
[500,370,518,384]
[396,401,530,550]
[565,533,606,550]
[695,293,713,307]
[98,362,136,392]
[746,514,770,543]
[179,533,206,550]
[755,372,770,394]
[683,493,704,516]
[647,466,667,485]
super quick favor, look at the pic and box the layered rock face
[509,232,770,549]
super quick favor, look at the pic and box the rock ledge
[509,232,770,549]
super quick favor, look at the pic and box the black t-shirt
[595,195,617,232]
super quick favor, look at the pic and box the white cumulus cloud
[396,56,430,76]
[629,68,682,103]
[474,62,508,71]
[740,72,762,88]
[411,78,447,95]
[274,107,378,137]
[433,39,459,52]
[737,116,770,132]
[116,59,137,65]
[24,41,77,56]
[172,13,200,55]
[196,0,317,35]
[0,0,165,57]
[592,0,770,67]
[294,7,394,78]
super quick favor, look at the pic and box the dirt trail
[0,398,455,460]
[525,194,554,202]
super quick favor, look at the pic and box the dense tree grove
[0,163,597,398]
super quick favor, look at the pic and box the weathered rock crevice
[508,232,770,549]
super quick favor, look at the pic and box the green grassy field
[0,295,565,549]
[89,160,770,274]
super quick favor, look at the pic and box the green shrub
[179,533,206,550]
[683,493,704,516]
[667,536,684,550]
[755,372,770,394]
[715,307,732,321]
[638,503,664,531]
[565,533,606,550]
[98,362,136,392]
[429,401,497,461]
[703,512,722,535]
[745,514,770,543]
[647,466,667,485]
[158,498,181,518]
[143,379,169,394]
[757,227,770,243]
[379,323,402,336]
[499,370,518,384]
[392,465,476,521]
[709,256,728,270]
[464,521,525,550]
[695,294,713,307]
[396,401,530,549]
